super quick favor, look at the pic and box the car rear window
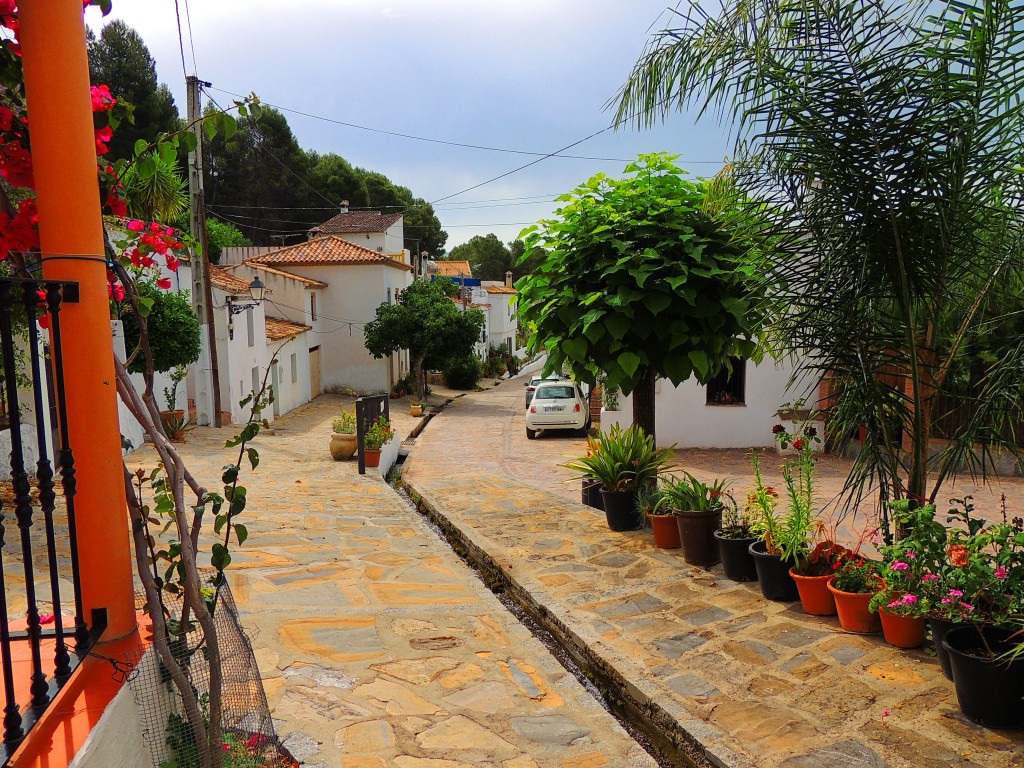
[536,385,576,400]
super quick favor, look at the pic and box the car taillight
[574,403,581,412]
[530,405,536,413]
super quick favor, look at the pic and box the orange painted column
[20,0,137,640]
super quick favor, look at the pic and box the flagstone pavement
[400,378,1024,768]
[128,393,656,768]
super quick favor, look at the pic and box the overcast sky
[86,1,733,251]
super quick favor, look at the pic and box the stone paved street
[129,394,656,768]
[401,378,1024,768]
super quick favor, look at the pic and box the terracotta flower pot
[879,609,926,649]
[649,513,681,549]
[364,448,382,468]
[410,404,424,417]
[330,432,357,461]
[789,569,837,616]
[827,577,881,633]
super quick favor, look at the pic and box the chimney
[339,200,349,214]
[504,270,513,288]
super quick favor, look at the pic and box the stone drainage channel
[391,406,709,768]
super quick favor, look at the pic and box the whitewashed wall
[211,288,271,424]
[267,334,311,419]
[603,356,809,449]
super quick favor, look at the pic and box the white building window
[311,292,318,321]
[290,353,298,383]
[246,307,255,347]
[251,366,260,395]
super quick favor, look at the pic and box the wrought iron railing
[0,277,105,765]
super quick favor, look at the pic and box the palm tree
[615,0,1024,530]
[120,150,188,222]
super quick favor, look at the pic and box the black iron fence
[0,277,105,764]
[355,394,389,475]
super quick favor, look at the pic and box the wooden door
[309,346,322,399]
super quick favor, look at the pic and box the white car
[524,374,563,407]
[525,381,590,439]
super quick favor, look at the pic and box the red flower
[0,105,14,132]
[94,125,113,156]
[165,254,179,272]
[105,187,127,217]
[792,438,806,450]
[156,277,172,290]
[127,219,145,233]
[107,281,125,302]
[90,84,115,112]
[772,424,786,434]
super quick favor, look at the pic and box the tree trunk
[632,366,657,445]
[413,350,427,401]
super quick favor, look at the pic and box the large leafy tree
[448,234,537,281]
[516,153,766,443]
[87,21,182,160]
[204,106,314,245]
[364,279,485,400]
[308,151,370,210]
[616,0,1024,516]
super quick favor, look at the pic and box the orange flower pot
[790,569,837,616]
[879,609,926,648]
[364,448,382,468]
[649,513,681,549]
[827,577,881,633]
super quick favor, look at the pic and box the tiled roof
[252,236,412,271]
[265,316,312,341]
[451,297,491,309]
[210,267,261,296]
[310,210,403,235]
[223,261,329,289]
[484,285,516,295]
[433,260,473,277]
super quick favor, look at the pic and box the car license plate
[544,405,565,413]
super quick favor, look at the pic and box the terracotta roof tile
[223,261,329,288]
[265,316,312,341]
[310,210,403,235]
[483,285,516,295]
[210,267,261,296]
[252,236,412,271]
[433,260,474,277]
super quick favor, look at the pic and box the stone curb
[400,475,757,768]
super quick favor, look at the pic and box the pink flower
[90,84,116,112]
[947,589,963,598]
[127,219,145,232]
[995,566,1008,579]
[901,594,918,605]
[38,613,54,624]
[890,561,910,571]
[959,601,974,611]
[940,598,952,605]
[882,709,890,718]
[922,574,938,583]
[887,599,901,609]
[904,552,916,559]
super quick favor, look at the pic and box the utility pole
[186,75,223,427]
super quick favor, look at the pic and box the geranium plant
[832,559,882,595]
[363,416,395,450]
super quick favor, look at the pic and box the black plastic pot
[600,488,640,532]
[748,540,798,602]
[676,509,722,566]
[943,625,1024,728]
[927,616,964,681]
[581,479,604,511]
[715,532,759,582]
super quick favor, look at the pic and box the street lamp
[226,276,266,339]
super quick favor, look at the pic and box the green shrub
[444,354,482,390]
[121,282,201,374]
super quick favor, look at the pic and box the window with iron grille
[706,358,746,405]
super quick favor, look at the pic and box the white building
[602,355,810,449]
[308,205,405,255]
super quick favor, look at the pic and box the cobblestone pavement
[129,393,656,768]
[401,378,1024,768]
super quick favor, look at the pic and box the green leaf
[562,337,589,363]
[134,138,149,157]
[213,513,227,535]
[211,543,231,571]
[234,524,248,546]
[246,447,260,469]
[604,314,631,341]
[221,465,239,485]
[179,131,198,154]
[618,351,641,378]
[688,350,710,379]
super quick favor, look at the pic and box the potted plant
[715,503,758,582]
[363,416,395,468]
[159,365,188,434]
[641,481,678,549]
[329,408,357,461]
[746,446,814,602]
[660,472,733,566]
[790,537,858,616]
[410,401,424,417]
[578,435,605,511]
[827,559,882,633]
[560,424,674,532]
[161,411,192,443]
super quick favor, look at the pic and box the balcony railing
[0,277,105,765]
